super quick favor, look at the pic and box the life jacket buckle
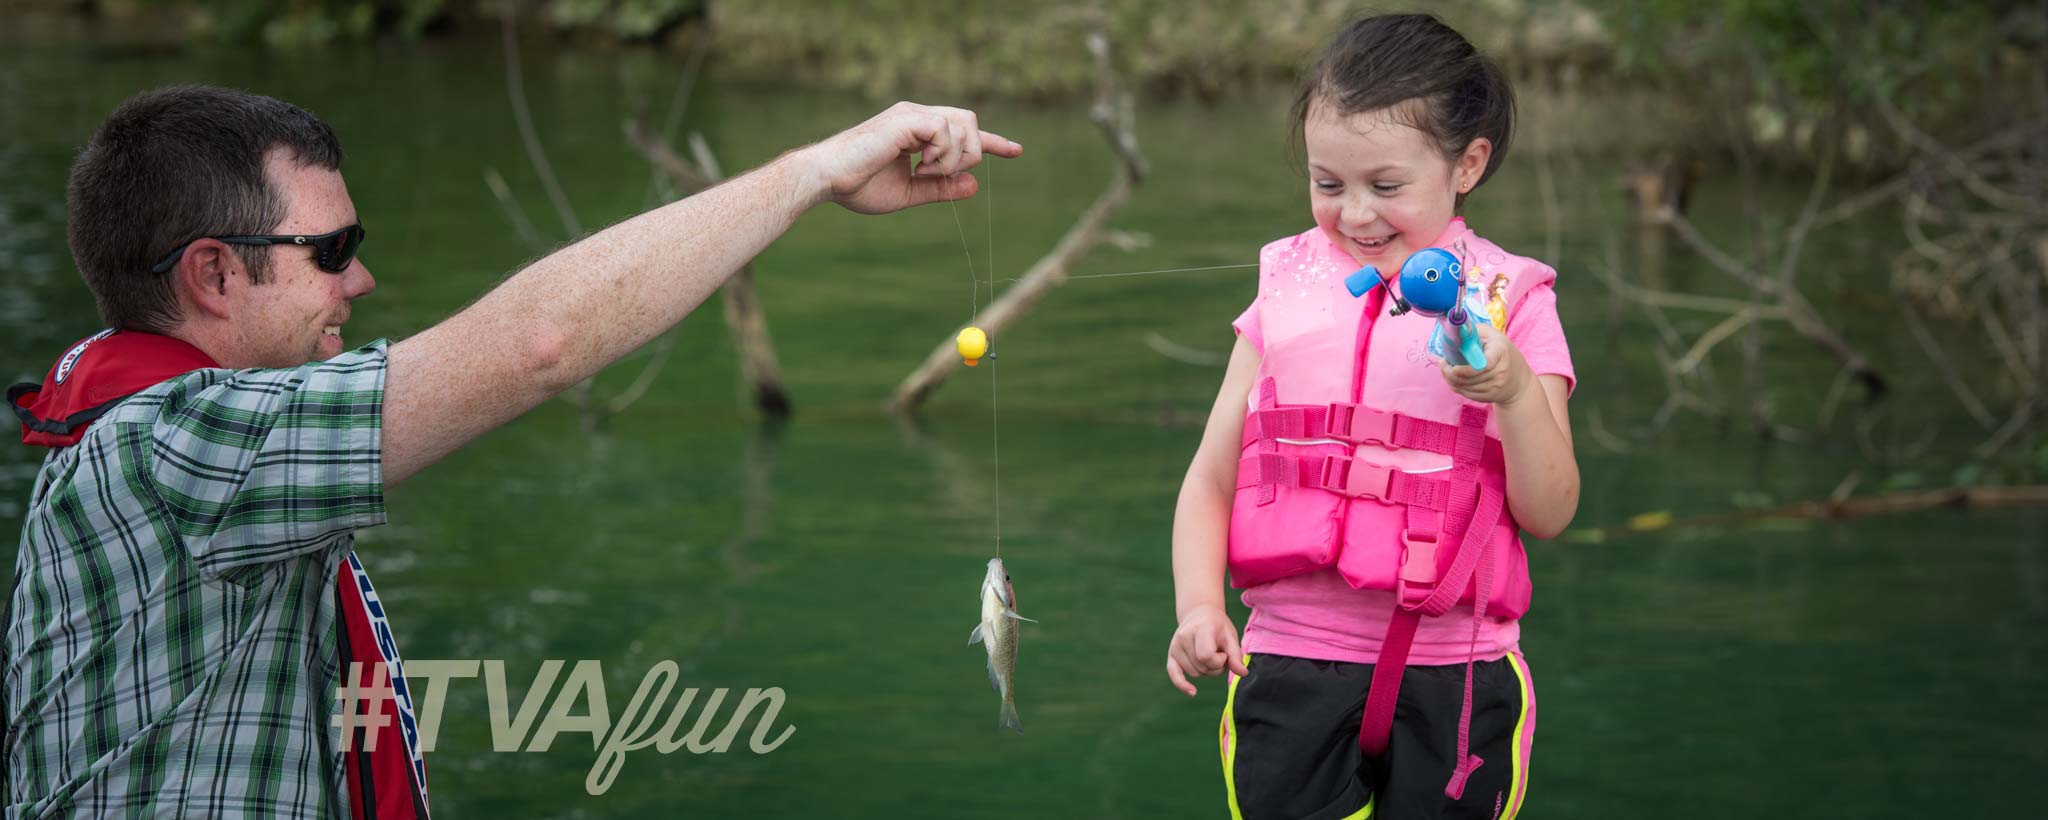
[1398,528,1440,607]
[1315,454,1354,493]
[1323,402,1358,439]
[1352,408,1397,448]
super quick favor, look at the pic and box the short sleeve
[147,340,389,574]
[1233,299,1265,354]
[1506,284,1575,397]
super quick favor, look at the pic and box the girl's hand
[1440,323,1537,406]
[1166,604,1250,696]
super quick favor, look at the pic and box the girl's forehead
[1304,102,1438,166]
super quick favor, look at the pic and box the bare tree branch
[625,119,793,418]
[482,167,547,254]
[1656,205,1886,398]
[1899,302,1997,430]
[887,24,1145,415]
[1673,308,1768,375]
[501,15,583,238]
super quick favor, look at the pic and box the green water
[3,39,2044,819]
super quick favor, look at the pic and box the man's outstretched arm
[382,103,1019,485]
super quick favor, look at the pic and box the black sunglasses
[150,223,366,274]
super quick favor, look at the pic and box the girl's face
[1304,99,1490,269]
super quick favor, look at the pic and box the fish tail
[999,696,1023,735]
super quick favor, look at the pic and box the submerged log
[1572,483,2048,543]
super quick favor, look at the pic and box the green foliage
[1582,0,2040,132]
[546,0,700,40]
[706,0,1373,99]
[166,0,448,45]
[134,0,700,48]
[121,0,1541,99]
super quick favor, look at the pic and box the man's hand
[1166,604,1249,696]
[799,102,1023,215]
[1439,323,1537,406]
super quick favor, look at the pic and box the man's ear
[172,239,237,320]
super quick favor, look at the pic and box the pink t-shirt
[1228,233,1576,666]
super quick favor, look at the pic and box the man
[2,84,1019,818]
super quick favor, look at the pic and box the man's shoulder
[121,340,391,419]
[90,340,391,461]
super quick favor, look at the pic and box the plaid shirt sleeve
[146,341,389,576]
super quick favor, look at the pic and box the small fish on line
[968,557,1036,734]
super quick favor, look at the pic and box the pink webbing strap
[1234,454,1451,511]
[1356,486,1501,758]
[1356,608,1417,759]
[1244,404,1463,454]
[1357,451,1466,757]
[1394,413,1460,455]
[1359,606,1409,754]
[1255,378,1280,506]
[1356,406,1509,802]
[1242,404,1508,476]
[1443,486,1502,799]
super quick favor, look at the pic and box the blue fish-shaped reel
[1342,247,1489,370]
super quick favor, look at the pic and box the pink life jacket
[1227,218,1556,798]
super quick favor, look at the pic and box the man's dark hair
[66,84,344,333]
[1291,14,1515,210]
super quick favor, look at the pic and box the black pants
[1220,652,1535,820]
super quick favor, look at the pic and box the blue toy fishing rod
[1342,247,1489,370]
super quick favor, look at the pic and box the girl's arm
[1494,374,1578,538]
[1441,324,1580,539]
[1166,336,1260,695]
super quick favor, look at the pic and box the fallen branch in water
[1565,482,2048,543]
[887,24,1145,415]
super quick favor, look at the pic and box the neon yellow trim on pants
[1502,652,1534,820]
[1220,653,1373,819]
[1221,654,1247,820]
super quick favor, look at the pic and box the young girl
[1165,15,1578,820]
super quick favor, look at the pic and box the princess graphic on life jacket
[1163,14,1580,820]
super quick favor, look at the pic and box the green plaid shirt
[4,341,388,818]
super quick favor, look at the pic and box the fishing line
[948,199,979,321]
[999,262,1258,284]
[945,161,1003,557]
[942,158,1261,557]
[987,161,1001,557]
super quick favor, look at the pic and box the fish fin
[999,699,1023,735]
[1005,610,1039,624]
[968,623,985,645]
[986,659,1002,694]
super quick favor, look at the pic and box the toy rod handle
[1458,323,1488,370]
[1345,266,1386,298]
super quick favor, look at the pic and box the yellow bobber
[957,326,989,366]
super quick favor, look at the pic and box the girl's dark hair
[1292,14,1515,208]
[67,85,343,333]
